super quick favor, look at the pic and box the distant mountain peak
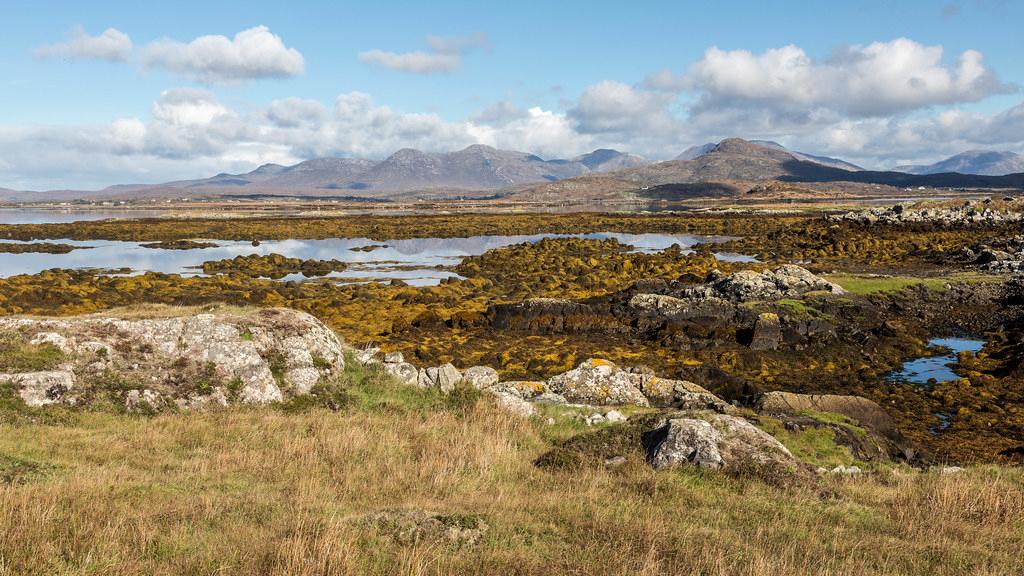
[460,143,498,153]
[710,138,767,155]
[676,138,863,171]
[895,149,1024,176]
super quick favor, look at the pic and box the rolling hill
[895,150,1024,176]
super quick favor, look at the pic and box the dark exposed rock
[489,298,625,334]
[749,312,783,351]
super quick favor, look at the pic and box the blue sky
[2,0,1023,190]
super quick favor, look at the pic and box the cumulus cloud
[35,26,133,62]
[568,80,678,135]
[469,101,529,126]
[359,33,489,74]
[266,97,327,128]
[651,38,1013,117]
[142,26,304,83]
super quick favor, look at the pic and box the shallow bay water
[0,232,754,285]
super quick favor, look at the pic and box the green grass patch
[825,273,998,296]
[797,410,869,437]
[0,453,55,485]
[282,352,483,416]
[0,331,66,372]
[758,416,859,468]
[825,275,949,295]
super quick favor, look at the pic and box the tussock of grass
[0,369,1022,574]
[758,416,860,468]
[824,273,996,295]
[0,332,65,372]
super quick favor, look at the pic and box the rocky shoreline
[0,303,917,477]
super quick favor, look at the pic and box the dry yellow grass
[0,380,1022,575]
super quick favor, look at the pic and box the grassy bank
[1,369,1022,575]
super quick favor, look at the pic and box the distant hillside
[508,138,1024,202]
[896,150,1024,176]
[22,146,650,200]
[676,140,863,171]
[572,149,647,172]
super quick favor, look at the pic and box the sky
[2,0,1024,190]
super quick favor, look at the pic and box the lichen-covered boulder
[490,390,536,418]
[461,366,499,389]
[418,363,462,392]
[383,362,419,386]
[0,307,348,408]
[633,374,734,412]
[677,266,846,303]
[546,359,649,406]
[647,413,796,472]
[0,371,75,407]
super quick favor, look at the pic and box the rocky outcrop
[683,266,846,302]
[755,391,914,462]
[959,235,1024,273]
[831,200,1024,227]
[546,359,650,407]
[0,308,346,407]
[647,413,797,472]
[749,312,782,351]
[418,363,462,393]
[756,391,896,436]
[0,371,75,407]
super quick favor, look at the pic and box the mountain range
[2,140,1023,202]
[895,150,1024,176]
[94,145,648,199]
[508,138,1024,202]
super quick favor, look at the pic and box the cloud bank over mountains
[9,29,1024,190]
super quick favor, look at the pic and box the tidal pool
[0,232,754,286]
[888,337,985,385]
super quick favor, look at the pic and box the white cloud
[35,26,133,62]
[142,26,304,83]
[568,80,678,135]
[652,38,1013,117]
[266,97,327,128]
[469,101,529,126]
[359,33,489,74]
[358,50,461,74]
